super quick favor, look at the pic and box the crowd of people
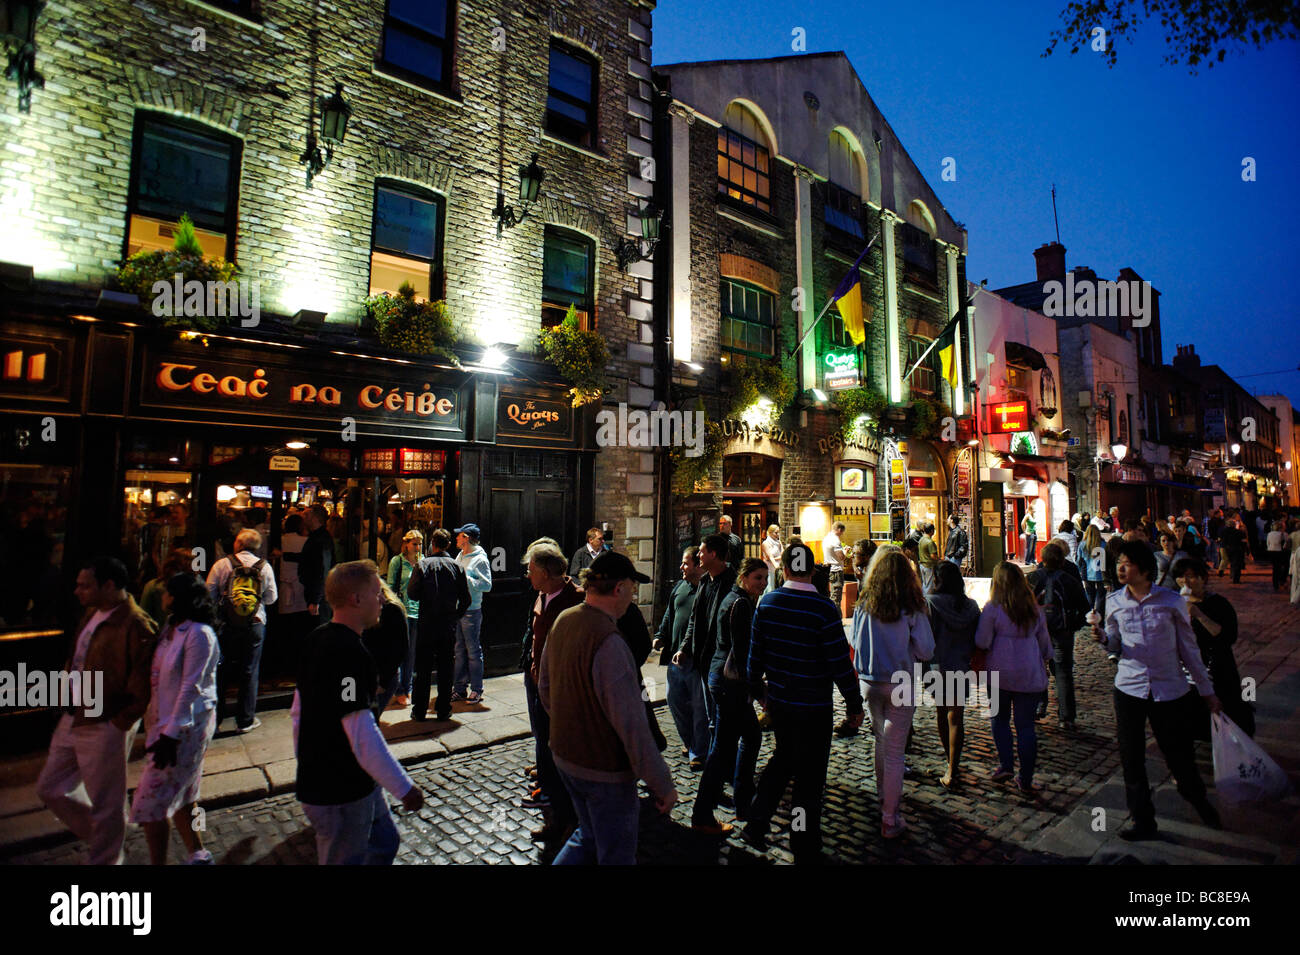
[29,494,1294,866]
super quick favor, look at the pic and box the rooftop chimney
[1171,343,1200,373]
[1034,242,1066,283]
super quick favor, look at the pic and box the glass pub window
[908,338,937,395]
[717,103,771,213]
[542,228,594,329]
[370,183,443,299]
[721,278,775,358]
[825,131,864,238]
[380,0,455,89]
[127,114,241,261]
[546,41,597,148]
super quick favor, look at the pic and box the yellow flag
[835,283,866,346]
[939,343,959,387]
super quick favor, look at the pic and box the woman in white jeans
[850,546,934,839]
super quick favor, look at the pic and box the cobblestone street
[6,564,1298,866]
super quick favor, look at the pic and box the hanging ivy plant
[910,394,952,440]
[538,304,609,407]
[113,213,238,331]
[830,385,888,441]
[669,415,724,497]
[727,360,797,421]
[364,282,462,367]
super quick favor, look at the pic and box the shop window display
[0,465,72,632]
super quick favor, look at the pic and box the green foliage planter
[539,305,609,407]
[830,386,888,441]
[910,395,951,440]
[670,417,724,496]
[728,361,797,421]
[113,214,237,331]
[364,283,462,367]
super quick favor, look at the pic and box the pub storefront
[0,315,595,745]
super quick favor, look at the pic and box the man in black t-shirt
[294,560,423,865]
[406,528,470,722]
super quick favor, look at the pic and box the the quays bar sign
[496,392,574,443]
[137,345,469,440]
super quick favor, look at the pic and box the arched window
[825,130,864,239]
[718,102,772,213]
[901,200,937,287]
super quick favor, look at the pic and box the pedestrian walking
[569,527,607,577]
[1054,520,1079,563]
[520,540,584,844]
[925,561,980,788]
[1219,517,1247,584]
[678,534,739,752]
[206,528,277,734]
[691,557,767,835]
[294,561,424,865]
[943,513,969,568]
[362,579,409,714]
[832,537,879,740]
[274,514,311,683]
[37,557,157,865]
[1173,557,1255,738]
[850,546,935,837]
[130,573,219,865]
[1027,542,1088,729]
[1154,531,1189,590]
[406,529,470,722]
[761,525,783,593]
[539,551,677,865]
[1266,520,1289,592]
[742,543,864,861]
[976,561,1052,794]
[823,521,848,613]
[655,546,709,767]
[1092,541,1223,840]
[918,523,940,594]
[718,514,744,570]
[451,524,492,703]
[386,529,423,706]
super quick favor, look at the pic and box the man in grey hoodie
[452,524,493,703]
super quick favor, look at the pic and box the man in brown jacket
[37,557,156,864]
[539,551,676,865]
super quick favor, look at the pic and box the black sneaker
[1119,821,1159,841]
[737,823,769,851]
[1192,799,1222,830]
[833,719,859,738]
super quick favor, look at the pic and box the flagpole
[901,294,967,383]
[786,232,878,360]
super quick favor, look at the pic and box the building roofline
[656,51,848,71]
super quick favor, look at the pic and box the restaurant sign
[496,392,574,443]
[139,345,468,441]
[987,400,1030,433]
[822,350,859,391]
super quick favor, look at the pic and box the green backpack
[221,556,265,628]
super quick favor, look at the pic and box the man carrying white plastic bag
[1211,713,1291,805]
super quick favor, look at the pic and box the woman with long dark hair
[130,573,220,864]
[1173,557,1255,737]
[975,562,1052,795]
[925,561,980,788]
[852,546,934,838]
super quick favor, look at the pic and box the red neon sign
[988,401,1029,433]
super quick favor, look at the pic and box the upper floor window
[721,278,775,358]
[369,181,444,300]
[546,41,597,149]
[908,337,937,395]
[379,0,455,90]
[127,113,241,261]
[542,227,594,329]
[718,103,771,213]
[206,0,257,19]
[825,131,864,238]
[900,222,937,287]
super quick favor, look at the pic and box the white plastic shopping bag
[1211,713,1291,804]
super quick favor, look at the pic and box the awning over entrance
[1005,340,1047,371]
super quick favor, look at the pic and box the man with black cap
[539,551,677,865]
[452,523,493,703]
[406,529,470,722]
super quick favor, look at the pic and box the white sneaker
[236,718,263,734]
[187,849,214,865]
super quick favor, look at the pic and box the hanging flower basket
[364,282,462,367]
[112,214,238,331]
[538,304,609,407]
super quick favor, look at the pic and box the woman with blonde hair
[851,545,934,838]
[761,524,783,593]
[363,576,410,714]
[974,562,1052,794]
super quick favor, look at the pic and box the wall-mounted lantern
[299,82,351,187]
[493,153,545,232]
[615,200,664,270]
[2,0,45,113]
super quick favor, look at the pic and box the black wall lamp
[615,200,664,270]
[493,153,545,232]
[2,0,45,113]
[299,82,351,187]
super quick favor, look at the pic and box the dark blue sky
[654,0,1300,410]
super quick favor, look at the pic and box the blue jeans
[302,787,399,865]
[693,678,759,825]
[990,689,1039,786]
[666,657,710,759]
[398,617,419,695]
[217,621,265,729]
[523,669,575,829]
[553,770,640,865]
[453,608,484,694]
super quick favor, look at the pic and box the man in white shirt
[293,561,423,865]
[206,529,278,733]
[822,522,847,614]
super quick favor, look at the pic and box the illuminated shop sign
[822,350,860,391]
[987,400,1029,433]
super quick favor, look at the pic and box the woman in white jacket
[130,573,220,864]
[851,546,935,839]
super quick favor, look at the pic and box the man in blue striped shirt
[741,543,863,862]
